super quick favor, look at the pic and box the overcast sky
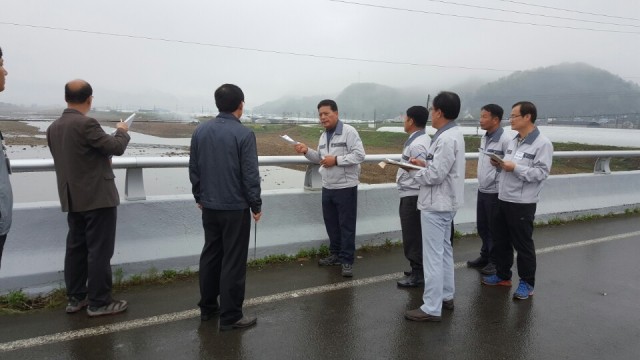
[1,0,639,112]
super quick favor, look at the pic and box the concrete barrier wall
[2,171,639,293]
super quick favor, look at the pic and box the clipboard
[479,148,504,164]
[378,158,425,171]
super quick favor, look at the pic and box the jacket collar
[63,108,84,115]
[432,120,457,143]
[513,127,540,145]
[217,112,241,122]
[485,127,504,143]
[330,120,344,135]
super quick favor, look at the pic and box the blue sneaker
[513,280,534,300]
[481,274,512,286]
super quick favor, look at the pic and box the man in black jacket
[189,84,262,331]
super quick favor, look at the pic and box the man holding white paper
[482,101,553,301]
[396,106,431,288]
[467,104,510,275]
[294,99,365,277]
[404,91,465,322]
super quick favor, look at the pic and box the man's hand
[253,211,262,222]
[320,155,337,167]
[116,120,129,132]
[196,203,203,210]
[294,143,308,154]
[500,160,516,172]
[409,158,426,167]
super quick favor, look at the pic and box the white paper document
[112,113,136,135]
[280,134,299,144]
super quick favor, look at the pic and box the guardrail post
[125,168,146,200]
[304,164,323,190]
[594,157,611,174]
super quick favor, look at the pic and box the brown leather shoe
[442,299,454,310]
[404,308,441,322]
[219,316,257,331]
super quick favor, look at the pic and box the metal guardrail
[9,151,640,200]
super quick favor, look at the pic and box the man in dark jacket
[189,83,262,331]
[47,79,130,317]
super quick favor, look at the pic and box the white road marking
[1,230,639,352]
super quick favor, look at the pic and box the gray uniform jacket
[305,120,365,189]
[189,112,262,214]
[0,132,12,235]
[415,122,466,212]
[498,127,553,204]
[477,127,510,194]
[397,130,431,197]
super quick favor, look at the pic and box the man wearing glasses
[481,101,553,300]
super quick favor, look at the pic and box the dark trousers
[322,186,357,265]
[492,200,537,287]
[65,207,117,308]
[399,196,422,272]
[199,208,251,326]
[477,191,499,260]
[0,233,6,270]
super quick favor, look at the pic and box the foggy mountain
[253,63,640,119]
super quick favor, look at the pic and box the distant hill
[470,63,640,118]
[253,63,640,120]
[253,83,432,121]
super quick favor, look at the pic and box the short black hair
[64,81,93,104]
[481,104,504,121]
[317,99,338,112]
[432,91,461,120]
[406,106,429,128]
[214,84,244,112]
[0,46,3,58]
[513,101,537,123]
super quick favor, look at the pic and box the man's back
[47,109,129,212]
[189,113,261,212]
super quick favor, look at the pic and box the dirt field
[2,120,638,184]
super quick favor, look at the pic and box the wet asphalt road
[1,214,640,359]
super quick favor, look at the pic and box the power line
[1,20,637,82]
[327,0,640,34]
[493,0,640,22]
[0,21,516,72]
[398,0,640,28]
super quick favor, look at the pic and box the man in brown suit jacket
[47,79,130,317]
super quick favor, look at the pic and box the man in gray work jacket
[396,106,431,288]
[467,104,510,276]
[482,101,553,301]
[294,99,365,278]
[404,92,465,322]
[0,45,12,270]
[189,84,262,331]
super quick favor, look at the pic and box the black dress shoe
[442,299,454,311]
[467,256,489,268]
[200,308,220,321]
[397,274,425,288]
[403,270,412,276]
[480,263,497,275]
[220,316,257,331]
